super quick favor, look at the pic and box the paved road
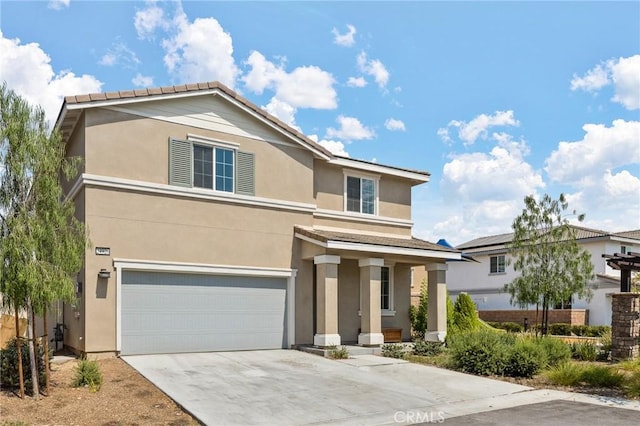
[123,350,640,425]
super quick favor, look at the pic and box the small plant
[73,357,103,392]
[328,345,349,359]
[572,342,598,361]
[409,278,428,338]
[622,370,640,398]
[381,343,405,359]
[412,339,444,357]
[581,365,625,388]
[546,362,584,386]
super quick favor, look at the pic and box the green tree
[409,278,428,338]
[0,83,86,398]
[452,293,481,333]
[504,194,594,335]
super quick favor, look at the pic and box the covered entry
[118,268,290,355]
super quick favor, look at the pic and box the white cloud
[132,73,153,87]
[263,98,299,130]
[438,110,519,146]
[545,119,640,184]
[384,118,406,132]
[610,55,640,110]
[442,138,544,203]
[571,55,640,110]
[0,31,103,124]
[48,0,70,10]
[332,24,356,47]
[570,63,610,92]
[326,115,375,141]
[243,50,337,109]
[346,76,367,88]
[99,41,140,69]
[162,7,240,88]
[308,135,349,157]
[357,51,389,88]
[134,1,169,40]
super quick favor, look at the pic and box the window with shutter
[235,151,255,196]
[169,138,192,187]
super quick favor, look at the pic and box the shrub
[451,293,481,334]
[581,365,625,388]
[381,344,405,359]
[548,323,572,336]
[570,325,588,336]
[328,345,349,359]
[447,330,514,376]
[505,339,547,378]
[499,322,524,333]
[588,325,611,337]
[412,339,444,357]
[409,279,428,338]
[623,370,640,398]
[536,337,572,367]
[546,362,584,386]
[0,338,49,394]
[572,342,598,362]
[73,358,103,392]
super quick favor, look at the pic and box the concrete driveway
[123,350,640,425]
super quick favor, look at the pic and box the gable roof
[456,225,640,251]
[55,81,430,183]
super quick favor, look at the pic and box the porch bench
[382,327,402,343]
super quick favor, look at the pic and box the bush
[73,358,103,392]
[572,342,598,362]
[535,337,572,367]
[505,339,547,378]
[490,322,524,333]
[546,362,584,386]
[381,344,405,359]
[623,371,640,398]
[0,338,49,394]
[448,330,514,376]
[548,323,572,336]
[581,365,625,388]
[409,279,428,338]
[412,339,444,357]
[328,346,349,359]
[451,293,481,334]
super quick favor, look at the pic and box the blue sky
[1,0,639,245]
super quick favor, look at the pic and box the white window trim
[358,263,396,317]
[343,170,380,216]
[191,140,236,194]
[489,254,506,275]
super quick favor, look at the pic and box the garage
[120,270,288,355]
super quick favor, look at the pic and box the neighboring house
[431,226,639,326]
[54,81,460,356]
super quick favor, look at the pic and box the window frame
[343,171,380,216]
[188,136,238,193]
[489,254,506,274]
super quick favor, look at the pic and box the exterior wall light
[98,269,111,279]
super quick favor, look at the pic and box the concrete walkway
[123,350,640,425]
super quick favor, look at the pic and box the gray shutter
[235,151,255,196]
[169,138,192,187]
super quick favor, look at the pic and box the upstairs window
[169,137,254,196]
[490,255,505,274]
[346,175,376,215]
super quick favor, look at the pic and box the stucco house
[421,226,639,326]
[53,81,460,356]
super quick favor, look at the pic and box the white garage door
[121,271,287,355]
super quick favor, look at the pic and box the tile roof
[456,225,640,251]
[294,227,459,253]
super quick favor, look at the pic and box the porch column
[426,263,447,342]
[314,255,341,347]
[358,258,385,346]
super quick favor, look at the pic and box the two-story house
[437,226,640,326]
[54,81,460,356]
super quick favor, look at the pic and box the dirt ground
[0,356,198,426]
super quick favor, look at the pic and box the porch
[294,227,461,348]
